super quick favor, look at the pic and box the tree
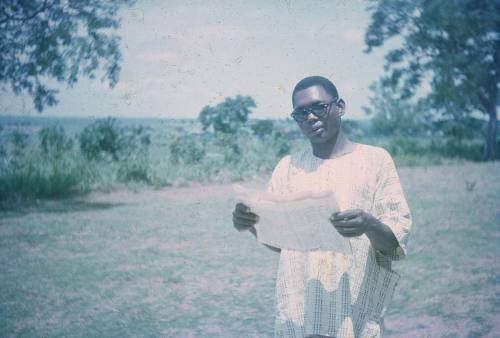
[365,0,500,160]
[198,95,256,134]
[0,0,135,112]
[363,81,433,137]
[251,119,275,138]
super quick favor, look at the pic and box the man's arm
[331,209,400,256]
[364,217,399,256]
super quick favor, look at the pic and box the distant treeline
[0,116,498,207]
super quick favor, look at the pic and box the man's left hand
[329,209,377,238]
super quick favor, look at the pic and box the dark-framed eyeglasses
[290,98,340,123]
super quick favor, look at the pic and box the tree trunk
[482,105,497,161]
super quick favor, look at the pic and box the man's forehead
[293,85,333,108]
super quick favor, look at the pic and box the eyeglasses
[290,98,340,123]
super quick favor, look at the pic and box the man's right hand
[232,202,259,232]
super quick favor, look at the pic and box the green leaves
[198,95,256,134]
[365,0,500,159]
[0,0,135,111]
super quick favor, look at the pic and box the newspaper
[232,184,352,255]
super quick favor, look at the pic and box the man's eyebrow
[295,101,328,109]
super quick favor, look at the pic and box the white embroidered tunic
[266,143,412,338]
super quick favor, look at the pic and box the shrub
[198,95,256,134]
[0,127,86,203]
[215,131,242,164]
[38,125,74,157]
[115,125,153,183]
[251,119,274,138]
[387,137,424,156]
[8,128,30,160]
[271,131,291,158]
[79,117,123,161]
[169,134,206,165]
[117,156,151,183]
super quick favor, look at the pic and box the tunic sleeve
[372,149,412,261]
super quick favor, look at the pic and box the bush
[117,156,151,183]
[251,119,274,138]
[169,134,206,165]
[0,126,87,203]
[271,131,291,158]
[79,117,123,161]
[387,137,424,156]
[115,125,153,184]
[198,95,256,134]
[38,125,74,157]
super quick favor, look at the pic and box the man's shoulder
[356,143,392,161]
[272,153,293,172]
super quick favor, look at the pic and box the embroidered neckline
[308,142,362,163]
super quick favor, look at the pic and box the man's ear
[337,99,345,116]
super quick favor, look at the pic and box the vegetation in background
[364,0,499,160]
[2,112,498,208]
[199,95,256,134]
[0,117,154,207]
[0,126,85,203]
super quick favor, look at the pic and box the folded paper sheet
[233,184,352,254]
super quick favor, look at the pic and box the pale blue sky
[2,0,394,120]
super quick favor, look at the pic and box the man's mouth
[310,127,325,136]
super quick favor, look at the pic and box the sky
[2,0,395,120]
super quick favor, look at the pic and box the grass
[0,161,499,337]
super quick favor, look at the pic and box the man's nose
[306,112,318,121]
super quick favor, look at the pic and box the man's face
[292,85,344,144]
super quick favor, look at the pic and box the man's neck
[311,130,354,160]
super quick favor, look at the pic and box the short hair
[292,76,339,105]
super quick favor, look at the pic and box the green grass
[0,161,499,337]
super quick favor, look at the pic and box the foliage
[0,127,85,202]
[198,95,256,134]
[79,117,123,161]
[365,0,500,160]
[341,119,370,140]
[117,154,151,183]
[214,131,243,163]
[271,131,291,158]
[38,125,74,157]
[0,0,135,111]
[6,128,30,161]
[363,81,433,137]
[169,134,206,165]
[251,119,275,138]
[4,117,499,205]
[116,125,153,183]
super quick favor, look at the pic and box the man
[233,76,412,337]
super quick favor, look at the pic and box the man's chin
[309,134,328,144]
[308,131,338,144]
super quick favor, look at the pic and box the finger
[233,217,256,227]
[333,225,360,231]
[339,232,362,238]
[234,223,253,232]
[332,209,360,220]
[233,210,258,221]
[331,219,357,227]
[235,202,251,213]
[233,220,256,227]
[233,213,258,223]
[337,227,363,233]
[337,229,362,237]
[233,215,259,225]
